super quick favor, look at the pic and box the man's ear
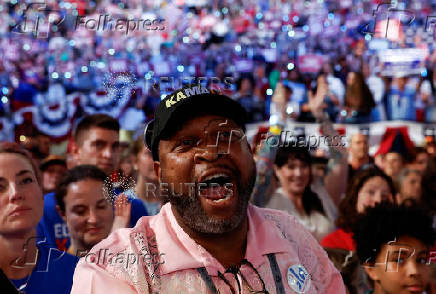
[71,141,81,162]
[56,205,67,223]
[153,161,161,182]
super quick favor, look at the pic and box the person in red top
[321,167,396,251]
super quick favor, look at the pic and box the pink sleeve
[287,212,347,294]
[325,268,347,294]
[70,259,140,294]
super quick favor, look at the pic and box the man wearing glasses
[71,85,345,293]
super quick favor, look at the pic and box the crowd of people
[1,0,436,143]
[1,0,436,293]
[0,81,434,293]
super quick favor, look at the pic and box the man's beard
[166,169,256,234]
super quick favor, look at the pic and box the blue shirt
[37,192,148,251]
[10,241,78,294]
[387,86,416,121]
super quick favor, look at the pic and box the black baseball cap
[144,84,247,161]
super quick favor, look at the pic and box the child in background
[353,203,435,294]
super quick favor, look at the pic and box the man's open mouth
[198,173,234,203]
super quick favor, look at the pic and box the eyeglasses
[217,259,270,294]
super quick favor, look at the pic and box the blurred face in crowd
[383,152,404,179]
[398,171,422,205]
[156,115,256,234]
[396,77,408,90]
[365,236,430,294]
[73,127,120,175]
[356,176,393,213]
[60,179,113,250]
[136,146,157,182]
[275,157,310,198]
[374,154,384,170]
[120,155,135,178]
[42,163,67,193]
[0,153,43,236]
[37,135,51,157]
[413,152,429,172]
[349,133,369,161]
[240,78,253,93]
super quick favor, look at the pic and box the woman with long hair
[266,145,337,241]
[0,142,77,293]
[321,167,395,250]
[343,72,375,123]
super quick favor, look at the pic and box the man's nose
[102,146,112,158]
[194,146,223,163]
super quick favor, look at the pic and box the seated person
[353,203,435,294]
[55,165,130,256]
[0,142,76,294]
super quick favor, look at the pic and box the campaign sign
[298,54,325,74]
[379,48,428,77]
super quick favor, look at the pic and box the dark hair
[353,202,435,265]
[74,114,120,145]
[336,167,396,231]
[414,146,427,156]
[422,156,436,211]
[274,145,325,215]
[324,248,360,294]
[55,165,107,212]
[236,74,255,91]
[0,142,42,185]
[345,72,375,114]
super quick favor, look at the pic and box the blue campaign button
[287,264,311,293]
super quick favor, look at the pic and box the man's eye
[94,141,105,149]
[182,139,195,146]
[20,177,33,185]
[418,257,427,264]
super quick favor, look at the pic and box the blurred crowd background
[1,0,436,144]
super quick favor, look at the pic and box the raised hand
[111,193,132,232]
[308,75,329,119]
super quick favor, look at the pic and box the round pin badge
[287,264,311,293]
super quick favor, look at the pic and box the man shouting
[71,84,345,293]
